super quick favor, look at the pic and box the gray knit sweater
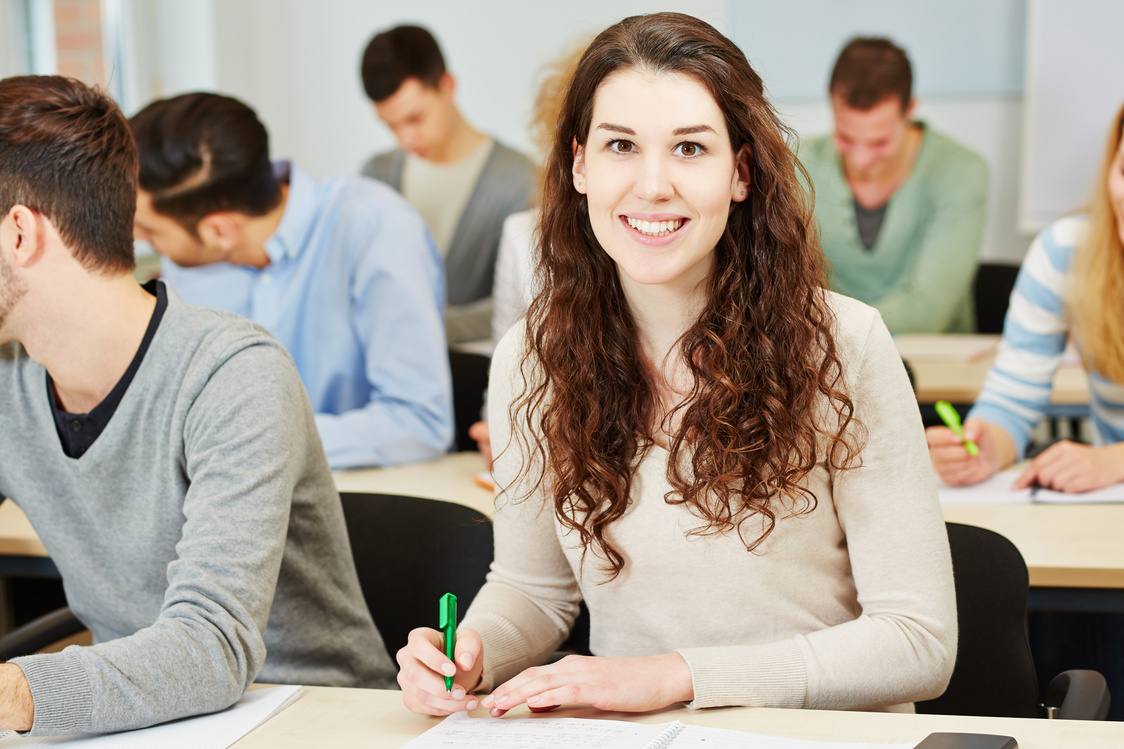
[1,284,395,736]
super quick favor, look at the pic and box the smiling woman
[397,12,956,718]
[573,69,749,299]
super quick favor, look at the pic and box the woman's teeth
[626,217,683,236]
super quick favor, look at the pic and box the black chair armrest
[0,607,83,661]
[1044,669,1111,720]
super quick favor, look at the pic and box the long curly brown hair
[510,12,860,578]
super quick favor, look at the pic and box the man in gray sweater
[0,77,395,736]
[360,25,536,343]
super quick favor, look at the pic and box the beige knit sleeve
[459,323,582,691]
[679,297,957,709]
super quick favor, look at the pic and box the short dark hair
[360,25,446,102]
[829,37,912,110]
[129,92,282,234]
[0,75,137,273]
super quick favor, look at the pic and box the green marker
[934,400,979,457]
[439,592,457,692]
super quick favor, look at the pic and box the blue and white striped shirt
[968,215,1124,457]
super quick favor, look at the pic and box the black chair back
[916,523,1039,717]
[338,492,493,662]
[448,350,491,452]
[973,263,1020,334]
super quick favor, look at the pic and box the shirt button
[70,420,83,432]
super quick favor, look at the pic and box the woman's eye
[675,142,703,157]
[609,139,635,153]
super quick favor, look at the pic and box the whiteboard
[1020,0,1124,231]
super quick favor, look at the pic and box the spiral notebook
[401,712,915,749]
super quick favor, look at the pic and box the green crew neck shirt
[799,124,989,333]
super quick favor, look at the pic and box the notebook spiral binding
[644,721,686,749]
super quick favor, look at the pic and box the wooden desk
[0,453,496,566]
[6,454,1123,608]
[895,334,1090,405]
[0,499,55,577]
[333,452,495,517]
[339,454,1124,612]
[942,502,1124,612]
[233,686,1124,749]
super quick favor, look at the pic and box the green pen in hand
[934,400,979,457]
[439,592,457,692]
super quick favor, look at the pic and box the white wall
[0,0,26,79]
[126,0,1036,263]
[139,0,728,173]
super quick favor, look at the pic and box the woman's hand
[1012,440,1124,493]
[926,417,1012,486]
[480,653,694,716]
[397,627,485,715]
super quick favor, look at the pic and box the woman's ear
[730,144,752,203]
[572,138,587,195]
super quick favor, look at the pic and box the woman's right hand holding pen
[926,417,1013,486]
[398,627,484,715]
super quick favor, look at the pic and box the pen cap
[439,592,457,629]
[934,400,963,431]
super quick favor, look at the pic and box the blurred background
[0,0,1120,265]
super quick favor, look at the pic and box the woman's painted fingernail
[528,694,540,704]
[481,694,494,707]
[467,698,478,710]
[441,663,456,677]
[452,687,465,700]
[495,695,508,705]
[490,708,502,717]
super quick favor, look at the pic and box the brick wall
[54,0,104,85]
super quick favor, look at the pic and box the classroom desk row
[5,450,1123,612]
[894,334,1090,406]
[232,686,1124,748]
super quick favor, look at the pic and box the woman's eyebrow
[596,122,635,134]
[595,123,717,136]
[673,125,716,136]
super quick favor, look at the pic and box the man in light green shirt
[799,37,988,333]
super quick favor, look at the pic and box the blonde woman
[928,102,1124,492]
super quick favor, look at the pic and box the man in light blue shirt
[130,93,452,469]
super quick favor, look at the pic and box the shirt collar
[265,160,317,265]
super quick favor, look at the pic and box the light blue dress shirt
[162,162,453,469]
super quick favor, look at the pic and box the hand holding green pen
[934,400,979,456]
[439,592,457,692]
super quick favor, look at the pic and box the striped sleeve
[967,217,1083,458]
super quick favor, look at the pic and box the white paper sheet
[937,469,1031,505]
[400,712,916,749]
[937,468,1124,505]
[0,685,302,749]
[1032,482,1124,504]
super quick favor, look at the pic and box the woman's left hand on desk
[480,652,694,716]
[1013,440,1124,493]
